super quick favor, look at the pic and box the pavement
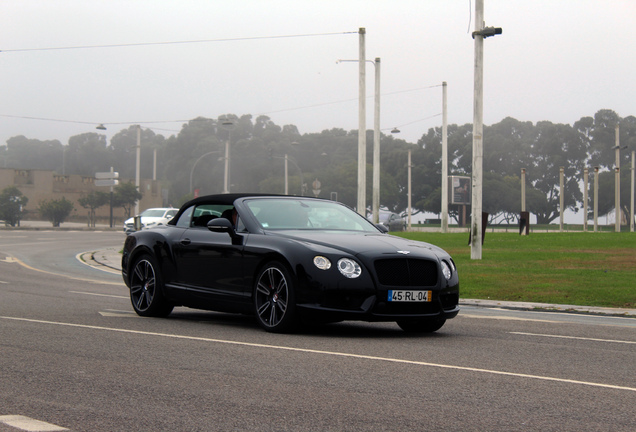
[6,220,636,318]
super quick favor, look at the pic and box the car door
[172,205,247,303]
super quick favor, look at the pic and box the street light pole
[337,55,380,221]
[407,148,412,229]
[441,81,449,233]
[559,167,564,232]
[470,0,501,259]
[372,57,381,224]
[631,150,635,232]
[284,154,289,195]
[135,125,141,217]
[614,124,620,232]
[583,168,589,232]
[357,27,367,216]
[190,151,221,196]
[594,166,599,232]
[470,1,485,259]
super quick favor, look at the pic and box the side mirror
[207,217,233,233]
[375,223,389,233]
[207,218,243,245]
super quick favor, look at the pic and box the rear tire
[129,254,174,317]
[396,317,446,333]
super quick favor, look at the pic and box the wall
[0,168,164,225]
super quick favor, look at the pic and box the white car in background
[123,208,177,233]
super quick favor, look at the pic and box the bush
[39,197,74,227]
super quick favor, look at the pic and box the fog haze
[1,0,634,145]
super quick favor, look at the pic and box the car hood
[268,231,449,260]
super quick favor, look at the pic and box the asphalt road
[0,230,634,431]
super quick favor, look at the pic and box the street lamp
[218,114,238,194]
[391,128,416,229]
[190,151,221,196]
[337,47,379,218]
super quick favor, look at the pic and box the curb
[84,248,636,318]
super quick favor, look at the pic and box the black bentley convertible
[122,194,459,333]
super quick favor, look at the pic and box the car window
[175,205,194,228]
[166,209,178,218]
[191,204,232,228]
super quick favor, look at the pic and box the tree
[78,191,110,227]
[0,186,28,227]
[39,197,74,227]
[67,132,112,176]
[113,182,143,219]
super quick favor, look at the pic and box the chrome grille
[374,258,438,287]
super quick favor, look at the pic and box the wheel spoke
[257,300,271,319]
[269,303,278,325]
[254,265,292,329]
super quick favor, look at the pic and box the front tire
[254,262,297,333]
[129,254,174,317]
[396,317,446,333]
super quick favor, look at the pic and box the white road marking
[2,255,122,286]
[2,315,635,393]
[460,313,562,324]
[69,291,128,299]
[0,415,68,431]
[510,331,636,345]
[99,311,137,318]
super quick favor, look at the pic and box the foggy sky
[1,0,635,147]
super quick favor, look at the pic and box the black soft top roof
[180,193,289,209]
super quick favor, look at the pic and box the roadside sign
[95,172,119,179]
[95,179,119,187]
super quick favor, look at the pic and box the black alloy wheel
[396,317,446,333]
[254,262,297,333]
[129,255,174,317]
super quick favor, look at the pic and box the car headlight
[441,260,453,280]
[313,256,331,270]
[337,258,362,279]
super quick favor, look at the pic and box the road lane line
[2,315,635,393]
[69,291,128,299]
[1,254,122,286]
[460,313,562,323]
[510,331,636,345]
[0,415,68,431]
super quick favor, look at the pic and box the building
[0,168,163,225]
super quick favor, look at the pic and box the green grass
[394,232,636,309]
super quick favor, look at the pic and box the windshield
[245,198,379,232]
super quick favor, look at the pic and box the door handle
[180,238,191,245]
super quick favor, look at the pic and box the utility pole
[470,0,501,259]
[559,167,564,232]
[631,150,635,232]
[593,167,599,232]
[372,57,381,224]
[583,168,589,231]
[357,27,367,216]
[614,124,621,232]
[135,125,141,217]
[441,82,449,233]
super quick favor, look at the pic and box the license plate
[387,290,432,302]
